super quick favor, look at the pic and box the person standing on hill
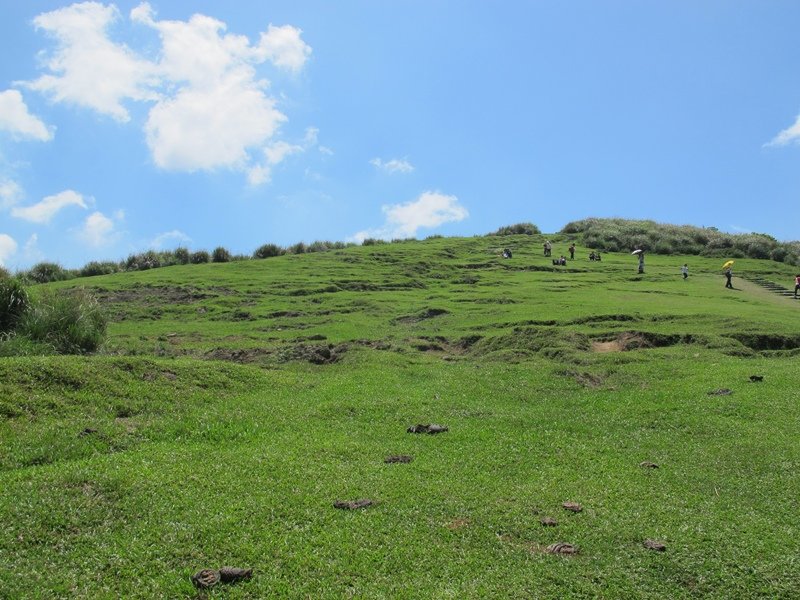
[681,264,689,280]
[569,243,575,260]
[637,251,645,274]
[794,274,800,298]
[543,240,552,257]
[724,267,733,289]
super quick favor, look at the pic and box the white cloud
[351,191,469,241]
[77,210,118,247]
[145,80,286,171]
[150,229,191,249]
[256,24,312,72]
[25,2,157,122]
[0,90,54,141]
[11,189,87,223]
[0,179,23,209]
[766,114,800,147]
[22,234,45,264]
[370,157,415,174]
[25,3,313,181]
[247,127,320,185]
[0,234,17,267]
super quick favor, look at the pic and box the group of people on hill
[507,242,798,297]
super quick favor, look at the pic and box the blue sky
[1,1,800,269]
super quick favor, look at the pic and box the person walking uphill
[795,274,800,298]
[724,267,733,289]
[569,243,575,260]
[681,264,689,280]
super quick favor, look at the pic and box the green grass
[1,234,799,598]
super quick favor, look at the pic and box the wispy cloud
[765,114,800,147]
[351,191,468,242]
[11,189,87,223]
[0,90,54,141]
[370,157,414,174]
[0,179,23,209]
[24,2,313,182]
[150,229,192,249]
[0,233,17,267]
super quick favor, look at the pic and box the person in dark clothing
[724,267,733,289]
[568,243,575,260]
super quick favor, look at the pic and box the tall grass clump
[490,222,542,236]
[253,243,284,259]
[124,251,161,271]
[212,246,232,263]
[16,288,107,354]
[190,250,210,264]
[0,278,29,333]
[26,262,73,284]
[80,261,119,277]
[0,266,9,279]
[175,247,190,265]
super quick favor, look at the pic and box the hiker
[502,248,512,259]
[589,251,596,261]
[637,250,645,274]
[724,267,733,289]
[569,243,575,260]
[560,255,567,266]
[543,241,552,257]
[681,264,689,280]
[794,274,800,297]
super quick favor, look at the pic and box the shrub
[253,243,284,259]
[124,251,161,271]
[0,266,9,279]
[212,246,232,263]
[491,222,541,236]
[17,288,107,354]
[0,278,30,333]
[175,247,190,265]
[80,261,118,277]
[286,242,307,254]
[27,262,71,284]
[361,238,386,246]
[190,250,210,264]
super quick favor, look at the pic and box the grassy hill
[2,234,799,598]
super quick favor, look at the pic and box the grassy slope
[1,235,799,599]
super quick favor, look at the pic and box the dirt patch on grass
[557,369,605,388]
[395,308,450,324]
[445,518,471,530]
[590,331,695,353]
[727,333,800,351]
[95,285,219,305]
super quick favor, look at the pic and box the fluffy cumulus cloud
[0,234,17,266]
[0,90,54,141]
[766,114,800,147]
[352,191,469,242]
[370,157,414,174]
[24,2,313,181]
[25,2,158,122]
[77,210,120,246]
[11,189,87,223]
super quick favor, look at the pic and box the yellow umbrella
[722,260,734,269]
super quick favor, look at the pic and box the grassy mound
[1,234,799,598]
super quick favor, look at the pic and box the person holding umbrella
[632,249,644,273]
[723,260,734,289]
